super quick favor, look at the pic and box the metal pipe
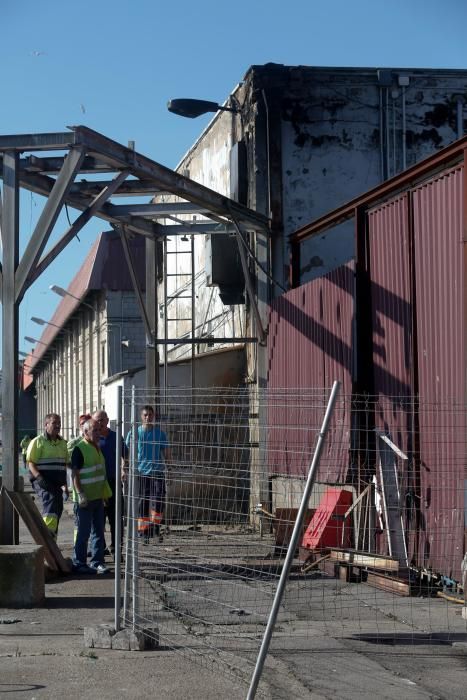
[114,385,123,631]
[392,91,397,176]
[130,385,138,630]
[163,237,168,413]
[386,88,391,179]
[191,233,196,398]
[402,86,407,171]
[457,97,464,139]
[247,380,341,700]
[122,385,132,623]
[379,87,385,180]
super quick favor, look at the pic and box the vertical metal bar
[145,236,158,391]
[114,385,123,631]
[122,386,131,623]
[190,233,196,400]
[164,237,168,412]
[247,381,341,700]
[0,151,19,545]
[130,385,138,630]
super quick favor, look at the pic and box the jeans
[73,499,105,568]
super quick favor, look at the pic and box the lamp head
[167,98,237,119]
[50,284,67,297]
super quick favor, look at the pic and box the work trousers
[73,499,105,568]
[137,473,165,535]
[31,479,63,536]
[104,478,124,553]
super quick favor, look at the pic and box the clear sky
[1,0,466,359]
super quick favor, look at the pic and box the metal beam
[0,131,75,151]
[1,151,19,544]
[149,337,257,346]
[118,225,154,343]
[26,170,130,289]
[15,147,86,302]
[72,126,269,231]
[231,218,266,345]
[107,202,212,217]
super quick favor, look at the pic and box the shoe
[73,564,97,575]
[104,547,111,556]
[158,534,164,543]
[92,564,110,575]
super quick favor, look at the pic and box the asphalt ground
[2,492,467,699]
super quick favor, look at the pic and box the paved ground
[2,495,467,699]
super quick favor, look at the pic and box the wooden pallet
[2,488,72,574]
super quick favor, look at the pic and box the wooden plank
[3,489,71,573]
[366,571,411,596]
[329,548,399,572]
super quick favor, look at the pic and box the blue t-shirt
[125,425,168,476]
[99,429,128,481]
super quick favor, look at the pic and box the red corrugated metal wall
[267,264,354,482]
[412,165,465,576]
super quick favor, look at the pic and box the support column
[1,151,20,545]
[145,238,159,395]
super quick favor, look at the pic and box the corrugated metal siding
[267,264,354,481]
[367,193,415,472]
[413,165,465,577]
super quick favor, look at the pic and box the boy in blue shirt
[126,405,170,543]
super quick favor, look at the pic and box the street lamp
[50,284,94,311]
[24,336,49,346]
[167,98,239,119]
[31,316,73,335]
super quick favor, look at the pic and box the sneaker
[73,563,97,575]
[104,547,111,557]
[92,564,110,575]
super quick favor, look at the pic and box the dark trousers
[137,473,165,535]
[104,479,124,552]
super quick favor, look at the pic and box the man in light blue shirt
[126,405,170,543]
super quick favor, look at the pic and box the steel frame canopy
[0,125,270,544]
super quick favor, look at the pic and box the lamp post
[24,336,49,346]
[31,316,73,335]
[49,284,94,311]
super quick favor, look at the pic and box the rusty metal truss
[0,126,270,544]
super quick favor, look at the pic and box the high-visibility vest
[72,439,112,503]
[26,434,68,486]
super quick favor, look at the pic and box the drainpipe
[398,75,410,171]
[401,85,407,171]
[457,97,464,139]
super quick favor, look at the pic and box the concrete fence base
[0,545,45,607]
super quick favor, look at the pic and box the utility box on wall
[205,234,245,305]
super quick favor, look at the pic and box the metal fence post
[247,380,341,700]
[130,385,139,630]
[114,385,123,631]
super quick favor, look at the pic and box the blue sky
[1,0,467,358]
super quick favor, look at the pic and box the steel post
[0,151,20,545]
[114,385,123,631]
[247,381,341,700]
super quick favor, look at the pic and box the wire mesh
[118,387,467,697]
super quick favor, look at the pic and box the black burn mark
[423,102,457,130]
[406,128,443,148]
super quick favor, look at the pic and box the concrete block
[83,624,115,649]
[462,607,467,621]
[0,545,44,607]
[111,628,144,651]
